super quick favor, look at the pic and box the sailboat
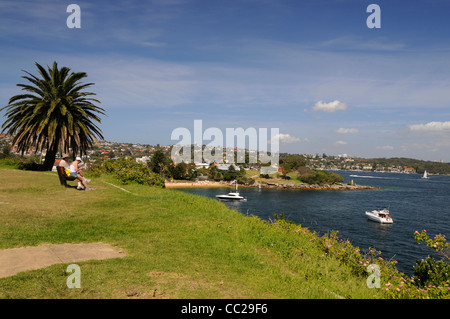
[216,180,247,201]
[422,170,429,179]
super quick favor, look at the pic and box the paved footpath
[0,242,126,278]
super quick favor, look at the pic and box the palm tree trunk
[42,141,59,171]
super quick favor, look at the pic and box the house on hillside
[136,156,151,164]
[217,163,239,171]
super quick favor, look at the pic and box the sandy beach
[165,181,228,188]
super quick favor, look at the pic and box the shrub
[412,256,450,288]
[0,156,44,171]
[270,218,450,298]
[237,176,255,185]
[411,230,450,293]
[414,230,449,260]
[382,230,449,298]
[85,158,165,188]
[299,170,344,185]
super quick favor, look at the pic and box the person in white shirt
[69,156,91,190]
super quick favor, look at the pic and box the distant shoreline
[165,180,377,191]
[165,181,227,188]
[241,182,377,191]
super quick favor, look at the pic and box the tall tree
[1,62,105,170]
[149,148,172,177]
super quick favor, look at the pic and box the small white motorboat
[216,180,247,201]
[216,192,247,201]
[365,208,393,224]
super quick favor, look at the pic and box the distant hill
[359,157,450,175]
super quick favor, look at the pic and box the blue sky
[1,0,450,161]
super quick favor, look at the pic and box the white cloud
[376,145,394,150]
[319,36,406,52]
[141,41,166,48]
[408,121,450,132]
[335,127,359,134]
[334,140,348,146]
[312,100,347,113]
[274,133,300,144]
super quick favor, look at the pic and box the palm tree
[1,62,106,170]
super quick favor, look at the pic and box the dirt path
[0,242,126,278]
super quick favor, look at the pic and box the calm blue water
[175,171,450,276]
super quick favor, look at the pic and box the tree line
[362,157,450,175]
[148,149,245,182]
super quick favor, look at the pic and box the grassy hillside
[0,167,384,299]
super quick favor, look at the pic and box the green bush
[0,157,23,168]
[413,256,450,288]
[299,170,344,185]
[381,230,450,298]
[86,158,165,188]
[0,156,44,171]
[411,230,450,292]
[270,220,449,298]
[237,176,255,185]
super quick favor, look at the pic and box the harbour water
[176,171,450,276]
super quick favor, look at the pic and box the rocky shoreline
[166,180,377,191]
[241,182,377,191]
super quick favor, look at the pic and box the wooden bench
[56,166,77,187]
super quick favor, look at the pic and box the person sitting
[59,154,79,186]
[69,157,91,190]
[59,153,70,170]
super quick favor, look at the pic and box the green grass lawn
[0,167,383,299]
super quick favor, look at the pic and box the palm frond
[1,61,106,169]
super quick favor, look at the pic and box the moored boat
[365,208,393,224]
[216,180,247,201]
[216,192,247,201]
